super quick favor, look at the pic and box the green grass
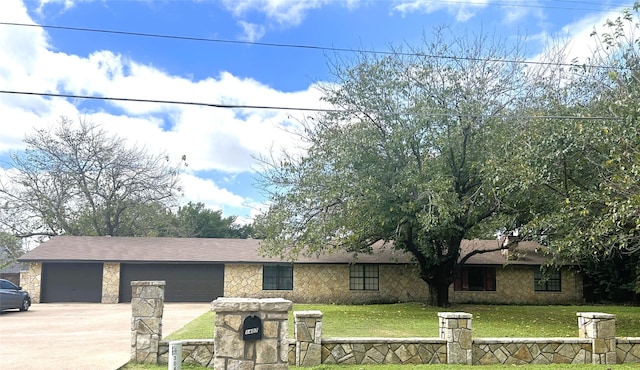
[165,311,215,340]
[165,303,640,340]
[292,303,640,338]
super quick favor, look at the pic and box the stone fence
[129,287,640,368]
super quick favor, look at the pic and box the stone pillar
[211,297,292,370]
[577,312,616,364]
[20,262,42,303]
[131,281,165,364]
[101,262,121,303]
[438,312,473,365]
[294,310,323,366]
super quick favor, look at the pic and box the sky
[0,0,634,225]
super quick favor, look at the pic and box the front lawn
[141,303,640,370]
[165,303,640,340]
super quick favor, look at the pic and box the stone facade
[225,263,429,304]
[617,338,640,363]
[20,259,584,306]
[131,281,165,364]
[20,262,42,303]
[102,262,120,303]
[450,266,582,304]
[159,340,215,368]
[321,339,447,365]
[473,338,592,364]
[211,297,292,370]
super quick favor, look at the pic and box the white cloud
[0,0,329,221]
[500,0,545,25]
[531,7,631,66]
[238,21,266,42]
[180,173,246,209]
[220,0,332,27]
[393,0,490,22]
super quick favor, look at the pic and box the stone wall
[147,302,639,368]
[617,338,640,363]
[449,266,582,304]
[473,338,592,364]
[224,263,429,304]
[20,262,42,303]
[158,340,215,367]
[101,262,120,303]
[321,338,447,365]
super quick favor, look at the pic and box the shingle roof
[18,236,549,266]
[460,239,549,266]
[18,236,413,264]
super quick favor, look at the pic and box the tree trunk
[427,278,452,307]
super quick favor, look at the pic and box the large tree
[257,29,536,307]
[174,201,253,238]
[0,117,183,238]
[502,4,640,300]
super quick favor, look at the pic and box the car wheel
[19,298,30,312]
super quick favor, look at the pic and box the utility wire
[407,0,629,12]
[0,21,636,71]
[0,90,623,121]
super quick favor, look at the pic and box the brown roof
[19,236,549,266]
[460,239,549,266]
[18,236,413,264]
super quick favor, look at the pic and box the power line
[0,21,635,71]
[408,0,629,12]
[0,90,622,121]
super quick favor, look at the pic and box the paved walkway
[0,302,210,370]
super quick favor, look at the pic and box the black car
[0,278,31,312]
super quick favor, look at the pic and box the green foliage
[257,29,534,306]
[492,4,640,299]
[173,202,253,238]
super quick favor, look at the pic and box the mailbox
[242,315,262,341]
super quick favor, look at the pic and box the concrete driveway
[0,302,211,370]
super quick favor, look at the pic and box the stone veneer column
[101,262,121,303]
[20,262,42,303]
[438,312,473,365]
[294,310,323,366]
[131,281,165,364]
[577,312,617,364]
[211,297,292,370]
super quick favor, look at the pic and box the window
[0,280,18,290]
[534,268,561,291]
[454,267,496,291]
[262,264,293,290]
[350,264,379,290]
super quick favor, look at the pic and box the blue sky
[0,0,633,224]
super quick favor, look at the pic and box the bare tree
[0,117,183,238]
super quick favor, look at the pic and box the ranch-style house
[18,236,583,304]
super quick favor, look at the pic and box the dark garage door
[41,263,103,303]
[119,263,224,302]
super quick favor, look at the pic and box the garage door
[41,263,103,303]
[119,263,224,302]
